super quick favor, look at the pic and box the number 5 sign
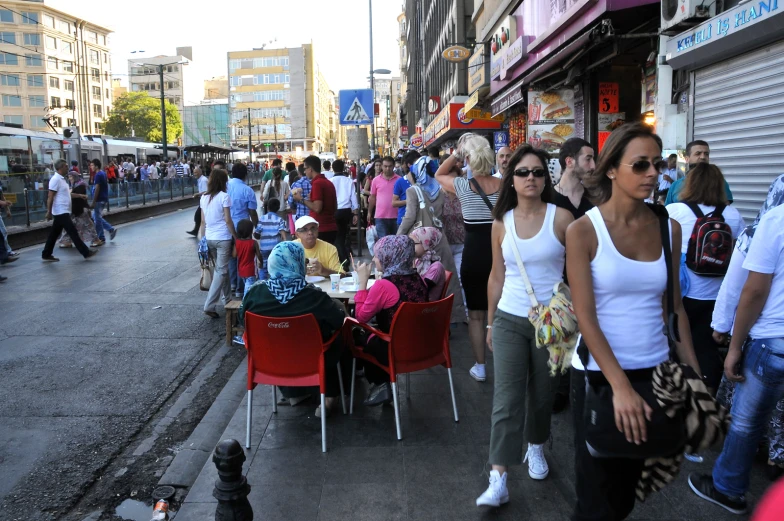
[598,82,619,114]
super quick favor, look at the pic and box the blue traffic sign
[493,131,509,152]
[339,89,374,126]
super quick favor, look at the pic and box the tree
[104,91,182,142]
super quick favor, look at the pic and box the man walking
[368,156,401,238]
[329,159,358,264]
[288,163,312,235]
[227,162,258,297]
[322,160,334,180]
[665,140,733,204]
[553,138,596,219]
[292,155,338,244]
[41,160,97,261]
[89,159,116,246]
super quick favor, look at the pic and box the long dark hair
[493,144,554,220]
[207,168,228,202]
[584,123,663,205]
[271,167,283,194]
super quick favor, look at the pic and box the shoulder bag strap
[712,203,725,218]
[658,212,681,344]
[685,202,704,218]
[470,178,495,213]
[503,214,540,307]
[413,185,426,210]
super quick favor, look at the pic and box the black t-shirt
[553,190,594,220]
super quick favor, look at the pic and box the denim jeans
[229,258,242,293]
[713,337,784,497]
[242,276,258,297]
[93,202,114,240]
[374,218,397,239]
[0,214,11,253]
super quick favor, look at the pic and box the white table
[313,277,376,300]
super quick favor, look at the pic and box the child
[233,219,263,297]
[253,199,289,279]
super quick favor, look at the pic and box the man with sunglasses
[665,140,734,205]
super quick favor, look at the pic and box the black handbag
[581,205,686,459]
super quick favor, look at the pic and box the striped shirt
[288,176,312,220]
[454,177,498,226]
[255,212,287,252]
[175,163,185,177]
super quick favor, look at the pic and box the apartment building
[128,47,200,116]
[0,0,112,134]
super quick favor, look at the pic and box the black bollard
[212,439,253,521]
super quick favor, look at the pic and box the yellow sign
[3,193,16,203]
[466,108,505,122]
[464,91,481,113]
[441,45,471,63]
[468,46,488,94]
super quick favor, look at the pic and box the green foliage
[104,91,182,142]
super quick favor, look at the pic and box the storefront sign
[527,89,576,154]
[464,91,481,113]
[465,108,505,122]
[491,87,525,117]
[597,113,626,152]
[598,82,619,113]
[410,134,423,148]
[490,15,518,81]
[428,96,441,114]
[468,46,489,94]
[423,103,503,146]
[400,125,409,137]
[441,45,472,63]
[500,36,526,80]
[494,131,509,152]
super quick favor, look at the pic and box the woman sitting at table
[409,227,448,302]
[240,241,348,417]
[354,235,429,406]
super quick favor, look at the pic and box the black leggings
[682,297,723,391]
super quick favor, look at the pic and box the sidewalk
[173,323,768,520]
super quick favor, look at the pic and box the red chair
[440,270,453,300]
[244,312,347,453]
[343,295,457,440]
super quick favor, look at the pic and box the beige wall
[204,77,228,99]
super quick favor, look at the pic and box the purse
[200,263,213,291]
[503,211,578,375]
[411,185,443,230]
[581,205,686,459]
[198,236,214,291]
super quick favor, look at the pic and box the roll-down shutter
[693,40,784,221]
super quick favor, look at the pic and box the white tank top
[497,204,565,317]
[582,207,670,371]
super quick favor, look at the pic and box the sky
[47,0,403,101]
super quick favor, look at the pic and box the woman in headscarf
[240,241,348,417]
[409,227,448,303]
[713,174,784,480]
[59,170,99,248]
[353,235,429,406]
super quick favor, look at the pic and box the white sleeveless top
[581,207,670,371]
[497,204,565,317]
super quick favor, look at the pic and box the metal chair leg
[350,358,356,415]
[405,373,410,401]
[320,393,327,453]
[391,382,402,440]
[337,363,347,414]
[272,385,277,413]
[447,368,459,422]
[245,389,252,449]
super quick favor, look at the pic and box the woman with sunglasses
[476,144,573,508]
[566,123,700,520]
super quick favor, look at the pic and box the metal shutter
[693,40,784,221]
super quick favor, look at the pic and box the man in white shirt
[658,154,678,198]
[329,159,358,263]
[182,160,191,177]
[41,159,97,261]
[322,160,334,180]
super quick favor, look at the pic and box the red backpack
[685,203,733,276]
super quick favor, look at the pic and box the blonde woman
[435,133,500,382]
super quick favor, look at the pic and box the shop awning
[423,103,503,148]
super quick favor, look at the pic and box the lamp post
[133,59,186,162]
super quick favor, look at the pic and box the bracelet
[486,325,492,329]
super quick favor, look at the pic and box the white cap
[294,215,319,231]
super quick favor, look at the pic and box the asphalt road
[0,209,236,520]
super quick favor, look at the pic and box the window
[165,80,180,89]
[0,73,20,86]
[23,33,40,45]
[252,89,290,102]
[51,116,62,127]
[0,10,13,23]
[65,99,74,109]
[103,52,108,63]
[92,86,100,100]
[29,95,45,107]
[50,96,61,108]
[93,104,102,117]
[105,88,110,99]
[59,21,71,34]
[166,64,178,72]
[89,49,99,64]
[0,32,15,45]
[4,115,23,125]
[47,56,57,69]
[0,52,18,65]
[43,14,54,28]
[21,12,38,25]
[64,80,74,91]
[2,95,22,107]
[252,73,290,85]
[62,60,73,72]
[94,122,104,133]
[27,74,43,87]
[25,53,42,67]
[67,118,76,127]
[85,30,97,43]
[104,71,108,81]
[61,41,72,53]
[91,68,99,80]
[30,116,46,128]
[49,76,59,88]
[45,35,57,49]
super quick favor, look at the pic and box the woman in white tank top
[566,124,701,521]
[475,145,574,509]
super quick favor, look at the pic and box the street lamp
[134,60,187,161]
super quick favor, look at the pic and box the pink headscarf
[409,227,442,276]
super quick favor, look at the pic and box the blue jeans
[374,218,398,239]
[229,258,241,293]
[0,214,11,253]
[713,337,784,497]
[93,202,114,240]
[242,276,258,297]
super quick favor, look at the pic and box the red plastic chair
[244,312,346,453]
[440,270,453,300]
[343,295,457,440]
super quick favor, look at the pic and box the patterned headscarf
[412,156,441,200]
[263,241,307,304]
[736,174,784,255]
[409,227,442,275]
[375,235,417,278]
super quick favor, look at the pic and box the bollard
[23,188,30,227]
[170,179,174,200]
[212,439,253,521]
[157,180,160,203]
[125,182,130,208]
[181,179,185,199]
[142,180,146,205]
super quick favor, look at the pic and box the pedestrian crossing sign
[339,89,374,126]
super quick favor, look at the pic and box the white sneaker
[469,363,486,382]
[524,443,549,480]
[476,470,509,507]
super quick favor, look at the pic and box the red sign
[401,126,409,137]
[423,104,503,147]
[598,82,619,114]
[428,96,441,114]
[415,126,422,134]
[597,131,611,152]
[410,134,423,148]
[374,103,379,116]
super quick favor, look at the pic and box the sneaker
[476,470,509,507]
[232,335,245,346]
[234,291,243,299]
[363,382,392,407]
[469,363,487,382]
[684,452,704,463]
[90,239,105,247]
[0,256,18,265]
[687,472,747,514]
[9,251,19,257]
[524,443,549,480]
[59,243,73,248]
[42,255,60,262]
[109,229,117,241]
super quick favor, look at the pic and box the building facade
[128,47,199,116]
[182,100,230,147]
[204,76,228,100]
[0,0,112,135]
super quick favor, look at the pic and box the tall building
[0,0,113,134]
[204,76,228,100]
[111,78,126,100]
[396,10,408,148]
[128,47,200,115]
[227,43,334,156]
[373,77,401,155]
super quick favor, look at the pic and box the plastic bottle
[150,499,169,521]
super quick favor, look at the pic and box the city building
[204,76,228,100]
[396,9,409,149]
[112,78,126,100]
[128,47,200,116]
[372,77,401,156]
[227,43,334,157]
[182,99,230,147]
[0,0,113,134]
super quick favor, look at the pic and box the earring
[608,176,615,179]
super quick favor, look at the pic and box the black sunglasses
[513,168,547,178]
[619,160,659,174]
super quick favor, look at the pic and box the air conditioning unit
[661,0,715,35]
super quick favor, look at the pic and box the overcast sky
[48,0,403,101]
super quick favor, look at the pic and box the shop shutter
[693,40,784,220]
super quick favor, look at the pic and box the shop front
[664,0,784,219]
[422,99,503,152]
